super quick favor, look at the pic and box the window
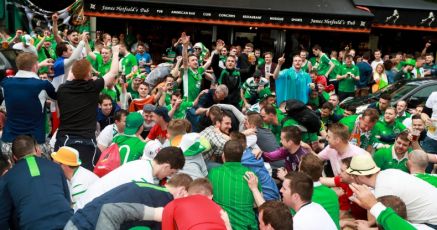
[411,84,437,103]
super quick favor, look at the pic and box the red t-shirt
[334,176,367,220]
[147,124,167,140]
[162,194,227,230]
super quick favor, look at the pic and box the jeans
[55,135,100,171]
[422,136,437,173]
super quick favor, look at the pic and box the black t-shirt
[57,78,104,138]
[197,89,216,109]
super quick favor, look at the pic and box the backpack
[283,99,321,133]
[93,143,121,177]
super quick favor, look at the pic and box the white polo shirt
[293,202,337,230]
[75,159,154,210]
[69,166,99,211]
[375,169,437,225]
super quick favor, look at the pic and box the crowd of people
[1,13,437,230]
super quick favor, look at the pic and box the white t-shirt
[75,159,154,209]
[318,143,369,176]
[371,59,384,71]
[426,92,437,140]
[293,202,337,230]
[96,124,119,148]
[375,169,437,225]
[70,166,99,211]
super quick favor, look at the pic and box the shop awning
[83,0,374,33]
[354,0,437,31]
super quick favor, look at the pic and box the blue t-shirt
[136,52,152,73]
[71,182,173,229]
[356,61,372,88]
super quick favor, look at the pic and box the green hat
[259,88,274,101]
[402,58,416,67]
[124,112,144,135]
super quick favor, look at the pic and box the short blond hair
[16,52,38,71]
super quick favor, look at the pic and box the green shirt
[98,59,112,78]
[333,105,345,117]
[373,145,409,172]
[183,67,205,102]
[340,115,376,150]
[338,64,359,93]
[317,53,332,76]
[282,117,318,143]
[167,101,193,119]
[112,134,146,164]
[37,46,56,74]
[329,58,341,80]
[101,86,120,102]
[396,112,411,123]
[377,207,416,230]
[208,162,259,230]
[121,53,138,75]
[415,173,437,188]
[312,183,340,229]
[373,120,406,145]
[87,51,103,72]
[127,80,140,99]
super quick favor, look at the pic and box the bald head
[408,150,429,171]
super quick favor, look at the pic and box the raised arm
[103,45,120,86]
[36,36,46,51]
[51,13,64,44]
[272,54,285,80]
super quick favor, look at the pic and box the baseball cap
[51,146,81,166]
[259,88,274,101]
[193,42,202,49]
[153,106,171,123]
[402,58,416,67]
[124,112,144,135]
[142,139,162,160]
[346,154,380,176]
[21,35,33,46]
[143,104,156,113]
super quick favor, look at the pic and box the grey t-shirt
[256,127,280,152]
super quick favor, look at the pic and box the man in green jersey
[340,108,379,152]
[112,112,149,164]
[337,55,360,101]
[394,58,415,81]
[328,94,345,119]
[373,107,407,148]
[299,50,312,73]
[119,43,138,76]
[312,44,336,78]
[395,100,411,123]
[373,131,411,172]
[180,32,213,102]
[407,150,437,187]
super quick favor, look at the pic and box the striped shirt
[208,162,258,230]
